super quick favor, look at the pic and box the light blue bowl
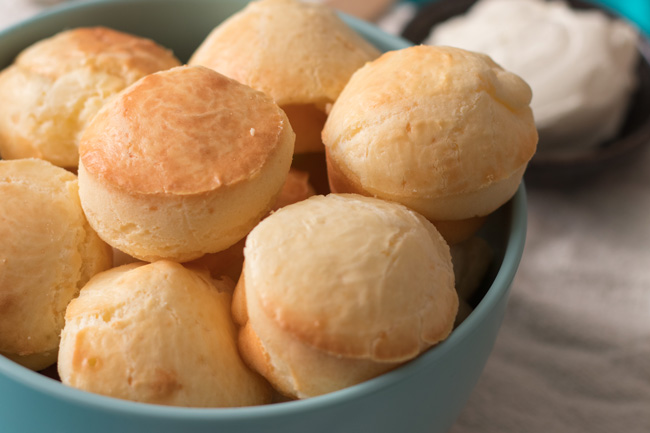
[0,1,528,432]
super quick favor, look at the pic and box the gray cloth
[451,147,650,433]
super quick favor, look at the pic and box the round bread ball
[0,159,112,371]
[78,65,295,262]
[58,261,272,407]
[0,27,181,168]
[323,45,538,244]
[189,0,380,154]
[233,193,458,398]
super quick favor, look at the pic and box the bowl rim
[0,0,528,420]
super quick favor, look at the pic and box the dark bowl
[402,0,650,186]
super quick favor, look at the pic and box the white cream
[426,0,639,152]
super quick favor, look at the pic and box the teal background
[596,0,650,34]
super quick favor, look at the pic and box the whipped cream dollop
[426,0,640,152]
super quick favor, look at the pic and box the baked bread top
[323,45,537,203]
[189,0,380,107]
[15,27,179,82]
[80,65,294,195]
[242,193,458,363]
[0,27,180,167]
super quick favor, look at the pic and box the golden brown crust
[80,65,290,195]
[0,27,180,168]
[16,27,179,79]
[77,66,295,262]
[322,45,537,221]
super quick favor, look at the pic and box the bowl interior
[0,0,526,429]
[0,0,243,65]
[402,0,650,186]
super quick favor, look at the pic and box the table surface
[1,1,649,433]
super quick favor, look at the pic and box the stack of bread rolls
[233,194,458,398]
[189,0,381,155]
[0,0,536,408]
[77,64,295,263]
